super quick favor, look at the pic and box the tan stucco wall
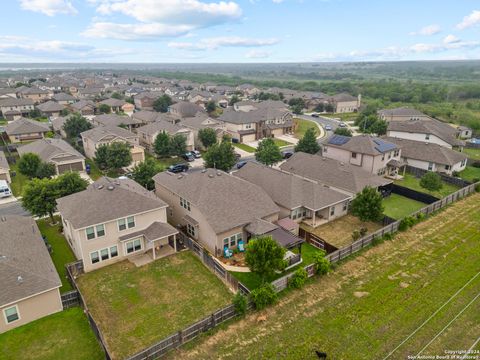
[0,288,62,333]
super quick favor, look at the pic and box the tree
[111,92,123,100]
[60,108,70,117]
[56,171,88,196]
[28,109,42,118]
[132,158,159,190]
[255,138,282,166]
[420,172,443,191]
[334,127,353,137]
[229,95,240,106]
[94,144,109,170]
[295,127,320,154]
[324,102,335,113]
[206,100,216,113]
[153,95,173,113]
[288,98,305,114]
[314,103,325,112]
[35,162,56,179]
[350,186,384,222]
[203,138,237,171]
[154,132,171,157]
[169,134,187,157]
[98,104,111,114]
[198,128,217,148]
[63,113,92,139]
[245,235,286,281]
[17,153,41,178]
[369,119,388,135]
[94,142,132,171]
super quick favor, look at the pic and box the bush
[398,216,416,231]
[289,268,308,289]
[475,183,480,192]
[416,212,426,222]
[233,292,248,316]
[420,172,443,191]
[250,283,277,310]
[359,227,368,237]
[471,161,480,168]
[372,235,384,246]
[352,230,361,241]
[383,232,394,241]
[313,251,331,275]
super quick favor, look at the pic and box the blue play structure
[237,240,245,252]
[224,246,233,258]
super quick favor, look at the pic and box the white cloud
[409,24,441,36]
[443,34,460,44]
[168,36,279,50]
[457,10,480,30]
[19,0,77,16]
[82,22,194,40]
[245,50,272,58]
[272,0,284,3]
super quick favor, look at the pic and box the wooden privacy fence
[60,290,80,309]
[405,165,472,188]
[298,228,338,254]
[271,263,316,293]
[326,182,478,264]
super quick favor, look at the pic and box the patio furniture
[224,246,233,258]
[238,240,245,252]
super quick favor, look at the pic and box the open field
[0,307,104,360]
[37,217,77,293]
[293,118,319,138]
[382,193,426,219]
[394,173,460,198]
[301,214,383,249]
[168,192,480,360]
[76,251,232,359]
[233,143,256,153]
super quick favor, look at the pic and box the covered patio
[385,159,407,180]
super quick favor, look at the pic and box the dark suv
[182,152,195,162]
[168,163,189,173]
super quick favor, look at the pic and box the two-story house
[56,177,179,272]
[0,98,35,120]
[168,101,204,118]
[36,101,65,118]
[137,120,195,152]
[322,134,403,177]
[17,87,51,103]
[5,117,50,143]
[378,107,431,122]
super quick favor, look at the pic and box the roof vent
[115,180,121,185]
[107,185,115,191]
[201,169,207,173]
[216,171,222,176]
[208,174,214,178]
[177,175,183,179]
[425,142,429,145]
[17,276,23,283]
[340,162,345,166]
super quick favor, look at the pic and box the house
[378,107,430,122]
[179,113,226,148]
[0,151,11,183]
[52,92,77,105]
[168,101,203,118]
[327,93,361,113]
[5,117,50,143]
[137,120,195,152]
[0,88,18,99]
[98,98,134,115]
[456,126,473,140]
[387,118,465,149]
[154,169,292,257]
[91,114,142,130]
[280,152,392,197]
[219,100,293,143]
[17,138,85,175]
[322,134,403,177]
[36,101,65,118]
[69,100,96,116]
[0,98,35,121]
[132,110,180,125]
[0,216,62,333]
[56,177,178,272]
[236,84,261,97]
[17,87,51,103]
[81,126,145,165]
[383,137,468,175]
[77,87,103,99]
[51,116,69,138]
[234,162,352,228]
[134,92,162,110]
[125,87,145,97]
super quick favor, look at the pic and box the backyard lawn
[9,161,29,197]
[301,214,383,249]
[463,147,480,160]
[145,152,181,170]
[458,166,480,183]
[0,307,104,360]
[85,159,102,181]
[233,143,256,153]
[394,173,460,198]
[382,193,426,220]
[76,251,232,359]
[170,193,480,360]
[272,138,292,147]
[37,217,77,293]
[293,118,319,139]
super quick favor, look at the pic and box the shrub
[313,251,331,275]
[420,172,443,191]
[250,283,277,310]
[471,161,480,168]
[359,227,368,237]
[475,183,480,192]
[372,235,384,246]
[398,216,416,231]
[352,230,361,241]
[416,212,426,222]
[383,232,394,241]
[233,292,248,316]
[289,268,308,289]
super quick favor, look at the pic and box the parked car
[168,163,189,173]
[338,122,347,128]
[282,151,294,159]
[0,180,12,198]
[182,152,195,162]
[234,152,241,160]
[192,150,202,158]
[325,125,332,131]
[311,113,319,118]
[236,161,248,169]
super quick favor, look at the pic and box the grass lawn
[463,147,480,160]
[37,217,76,293]
[321,112,358,122]
[9,161,29,197]
[458,166,480,182]
[0,307,104,360]
[76,251,232,359]
[301,214,383,249]
[146,153,182,170]
[272,138,292,147]
[231,243,323,290]
[170,193,480,360]
[233,143,256,153]
[85,159,102,181]
[293,118,318,139]
[382,193,426,220]
[395,173,460,198]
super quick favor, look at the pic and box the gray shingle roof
[93,114,141,127]
[52,93,76,102]
[81,125,137,143]
[378,107,427,117]
[235,162,351,211]
[137,120,186,136]
[0,216,61,307]
[17,138,84,164]
[0,98,34,107]
[279,152,392,194]
[326,134,399,156]
[169,101,203,118]
[99,98,126,107]
[153,169,279,234]
[118,221,178,242]
[219,101,291,125]
[57,177,167,229]
[5,117,50,135]
[37,101,65,112]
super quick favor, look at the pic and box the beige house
[0,151,11,183]
[235,162,352,228]
[36,101,65,118]
[180,113,226,149]
[17,138,85,175]
[322,135,403,177]
[81,126,145,165]
[52,92,77,105]
[168,101,204,118]
[137,120,195,152]
[0,98,35,120]
[57,177,178,273]
[328,93,360,113]
[5,117,50,143]
[17,87,51,103]
[69,100,95,116]
[0,216,62,333]
[378,107,431,122]
[91,113,142,131]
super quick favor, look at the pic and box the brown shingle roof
[5,117,50,135]
[17,138,84,164]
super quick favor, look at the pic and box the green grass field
[9,161,29,197]
[395,173,460,198]
[459,166,480,182]
[0,308,104,360]
[272,138,292,147]
[169,193,480,360]
[76,251,232,359]
[37,217,77,293]
[233,143,256,153]
[383,193,426,219]
[85,159,102,181]
[463,147,480,160]
[293,118,319,139]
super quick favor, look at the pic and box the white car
[0,180,12,198]
[339,122,347,128]
[191,150,202,158]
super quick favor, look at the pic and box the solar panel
[328,134,350,146]
[373,138,397,153]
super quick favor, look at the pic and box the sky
[1,0,480,63]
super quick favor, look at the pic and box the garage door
[57,161,84,174]
[241,134,256,143]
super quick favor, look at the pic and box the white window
[90,251,100,264]
[330,207,335,216]
[343,202,348,211]
[351,152,357,159]
[428,162,434,171]
[126,239,142,254]
[100,248,109,261]
[118,218,126,231]
[425,134,430,140]
[96,224,105,237]
[127,216,135,229]
[110,246,118,258]
[4,306,19,324]
[180,197,191,211]
[86,227,95,240]
[86,224,105,239]
[187,223,196,237]
[118,216,135,231]
[230,235,236,247]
